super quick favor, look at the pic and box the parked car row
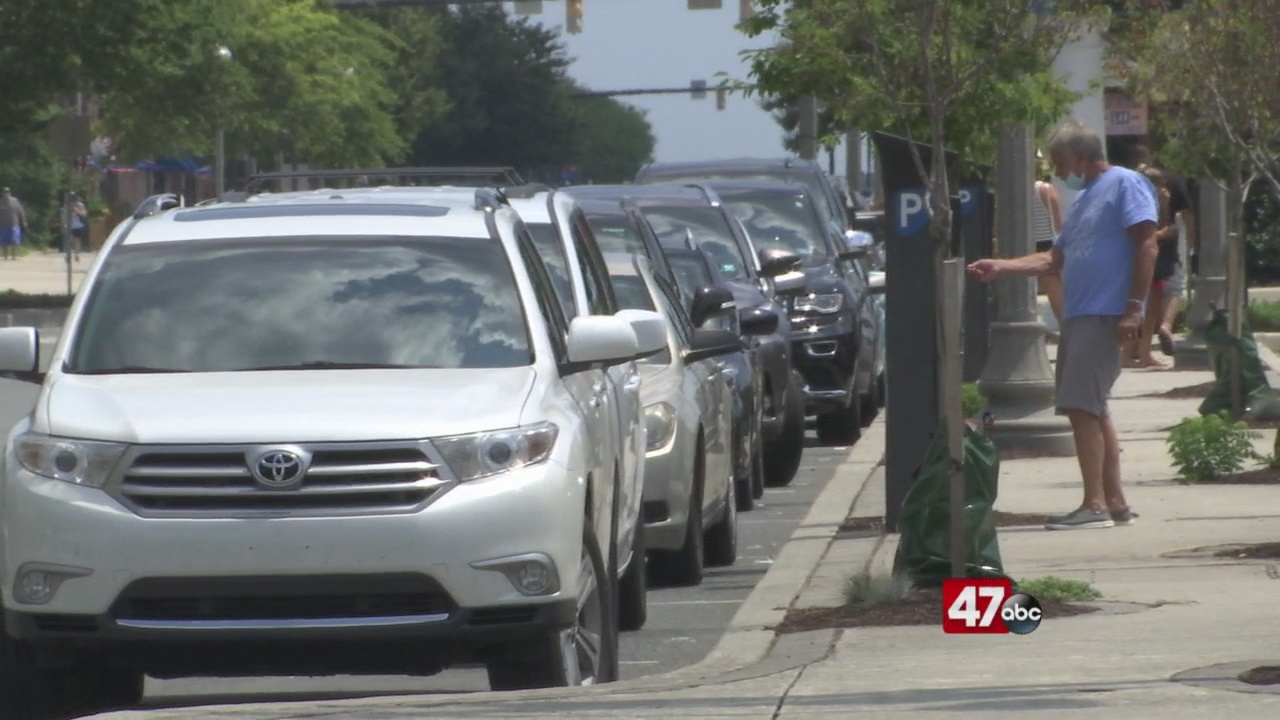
[0,157,886,719]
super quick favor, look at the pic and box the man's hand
[966,258,1003,282]
[1118,308,1143,343]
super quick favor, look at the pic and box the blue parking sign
[892,189,930,237]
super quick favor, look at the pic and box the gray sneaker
[1110,508,1138,526]
[1044,506,1115,530]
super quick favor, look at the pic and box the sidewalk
[0,249,94,295]
[91,363,1280,718]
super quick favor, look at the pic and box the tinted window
[652,170,839,225]
[571,213,616,316]
[585,217,646,258]
[527,222,575,319]
[642,206,751,282]
[723,194,831,264]
[667,254,713,305]
[69,237,532,373]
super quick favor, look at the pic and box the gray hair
[1045,120,1106,162]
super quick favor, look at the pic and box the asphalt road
[0,376,852,711]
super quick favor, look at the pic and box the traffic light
[716,87,727,111]
[566,0,583,34]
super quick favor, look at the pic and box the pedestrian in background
[68,192,88,262]
[1033,153,1065,327]
[0,187,27,261]
[966,120,1158,531]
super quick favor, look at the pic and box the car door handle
[589,381,608,408]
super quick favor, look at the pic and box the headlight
[433,422,558,482]
[793,293,844,314]
[644,403,676,452]
[14,434,127,488]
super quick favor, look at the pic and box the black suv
[706,179,884,445]
[565,183,809,488]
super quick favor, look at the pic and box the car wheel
[651,442,705,587]
[0,627,64,718]
[858,390,878,427]
[617,521,648,632]
[876,371,887,408]
[763,374,805,487]
[704,468,738,567]
[816,394,862,445]
[750,405,766,501]
[62,666,145,715]
[487,525,618,690]
[733,417,755,513]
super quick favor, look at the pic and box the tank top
[1032,183,1056,248]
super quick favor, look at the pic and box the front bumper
[639,438,692,552]
[789,314,859,413]
[1,460,585,672]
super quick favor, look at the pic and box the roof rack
[132,193,184,220]
[243,166,527,193]
[474,187,510,212]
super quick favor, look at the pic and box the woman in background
[1033,155,1065,327]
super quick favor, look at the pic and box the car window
[70,237,533,373]
[667,254,712,305]
[642,206,751,282]
[585,217,646,258]
[515,224,570,361]
[609,273,673,365]
[570,212,617,316]
[653,277,694,349]
[723,194,831,265]
[526,222,575,320]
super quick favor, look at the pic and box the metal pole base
[977,320,1057,406]
[986,405,1078,457]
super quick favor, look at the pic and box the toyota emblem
[249,448,309,490]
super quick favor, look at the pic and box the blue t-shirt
[1053,167,1158,319]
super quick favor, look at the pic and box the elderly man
[967,120,1158,530]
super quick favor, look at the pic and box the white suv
[0,187,665,716]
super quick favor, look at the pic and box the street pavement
[88,351,1280,718]
[0,249,92,295]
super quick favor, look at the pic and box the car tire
[858,390,878,428]
[876,371,887,408]
[0,628,64,718]
[704,469,738,567]
[651,442,705,587]
[487,525,618,690]
[763,374,805,487]
[617,521,648,632]
[62,666,145,715]
[733,416,755,513]
[750,405,766,501]
[816,394,862,446]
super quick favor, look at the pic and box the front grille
[112,442,452,518]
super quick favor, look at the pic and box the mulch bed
[993,511,1052,527]
[1185,469,1280,485]
[1146,381,1215,399]
[1214,542,1280,560]
[998,447,1075,461]
[838,516,885,535]
[775,587,1097,633]
[1239,666,1280,686]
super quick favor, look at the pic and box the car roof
[120,186,506,246]
[695,178,812,198]
[574,197,631,220]
[639,157,823,176]
[564,183,719,208]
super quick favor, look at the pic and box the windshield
[723,194,831,264]
[641,206,752,282]
[526,222,575,319]
[68,237,533,374]
[586,218,645,258]
[652,170,840,225]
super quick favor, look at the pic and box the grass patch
[1249,300,1280,332]
[0,290,74,309]
[843,571,913,607]
[1014,576,1102,602]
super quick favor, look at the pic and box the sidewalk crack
[771,629,841,719]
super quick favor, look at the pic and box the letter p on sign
[892,189,929,237]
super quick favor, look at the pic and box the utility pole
[798,95,818,161]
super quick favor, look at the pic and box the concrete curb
[1254,336,1280,373]
[90,417,889,718]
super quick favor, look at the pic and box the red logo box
[941,577,1012,634]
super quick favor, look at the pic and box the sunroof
[173,204,451,222]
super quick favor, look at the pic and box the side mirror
[0,327,41,383]
[738,307,780,337]
[839,230,875,260]
[689,285,736,328]
[615,309,669,357]
[868,271,886,295]
[685,328,744,364]
[757,247,802,278]
[772,270,808,297]
[565,315,640,369]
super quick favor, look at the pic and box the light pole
[214,45,234,197]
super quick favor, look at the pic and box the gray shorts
[1055,315,1122,418]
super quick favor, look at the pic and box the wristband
[1127,298,1145,315]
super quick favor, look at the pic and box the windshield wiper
[236,361,422,371]
[75,366,191,375]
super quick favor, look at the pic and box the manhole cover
[1240,666,1280,685]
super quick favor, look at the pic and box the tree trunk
[1226,181,1247,417]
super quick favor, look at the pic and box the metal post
[61,185,73,296]
[797,96,818,161]
[214,127,226,197]
[941,259,966,578]
[977,125,1071,453]
[1180,182,1227,369]
[1227,225,1242,416]
[845,129,863,197]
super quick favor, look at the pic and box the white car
[504,186,661,631]
[604,252,742,587]
[0,187,666,715]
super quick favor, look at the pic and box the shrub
[1166,412,1262,482]
[1013,576,1102,602]
[962,382,987,418]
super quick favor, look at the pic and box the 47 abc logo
[941,578,1042,635]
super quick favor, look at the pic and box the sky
[506,0,843,170]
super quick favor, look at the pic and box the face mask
[1063,173,1086,191]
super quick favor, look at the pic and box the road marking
[649,599,742,606]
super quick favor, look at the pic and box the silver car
[604,252,742,587]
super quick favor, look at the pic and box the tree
[98,0,405,167]
[1117,0,1280,415]
[564,85,656,184]
[758,92,841,157]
